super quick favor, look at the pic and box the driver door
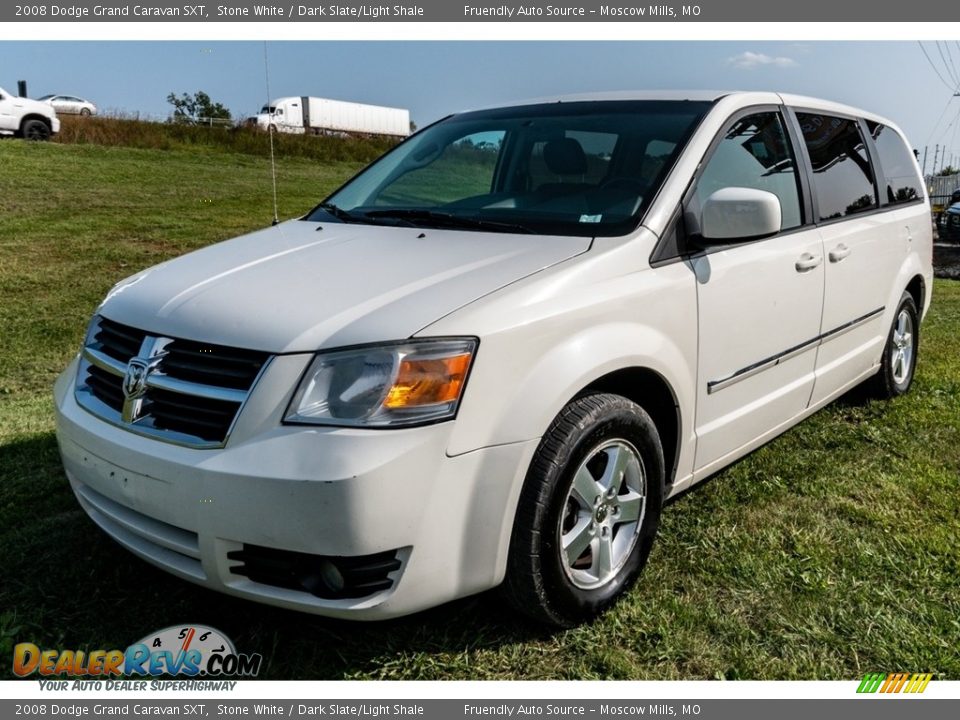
[690,109,825,474]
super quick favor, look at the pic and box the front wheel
[21,119,51,141]
[868,291,919,399]
[80,108,91,116]
[502,393,664,627]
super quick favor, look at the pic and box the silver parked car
[37,94,97,116]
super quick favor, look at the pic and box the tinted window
[696,112,802,231]
[796,113,876,221]
[867,121,923,205]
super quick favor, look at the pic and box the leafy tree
[937,165,958,177]
[166,91,232,124]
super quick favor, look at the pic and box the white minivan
[54,91,932,626]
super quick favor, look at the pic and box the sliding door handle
[795,253,823,272]
[829,244,851,263]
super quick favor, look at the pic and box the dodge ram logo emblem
[122,358,152,401]
[119,345,168,425]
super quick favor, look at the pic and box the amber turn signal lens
[384,353,473,409]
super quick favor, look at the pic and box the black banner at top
[3,0,956,22]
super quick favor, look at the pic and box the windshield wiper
[316,202,363,224]
[316,202,420,227]
[363,209,533,234]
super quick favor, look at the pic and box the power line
[918,41,958,91]
[925,94,956,148]
[931,101,960,173]
[947,103,960,170]
[943,41,960,87]
[936,41,959,87]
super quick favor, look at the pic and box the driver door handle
[829,244,851,263]
[795,253,823,273]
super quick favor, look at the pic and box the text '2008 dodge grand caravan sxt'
[55,91,933,626]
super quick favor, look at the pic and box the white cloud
[728,51,798,70]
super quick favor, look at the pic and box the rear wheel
[868,291,919,399]
[21,119,51,141]
[502,393,664,627]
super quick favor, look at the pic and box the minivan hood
[99,220,590,353]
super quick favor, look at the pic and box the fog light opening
[300,559,345,597]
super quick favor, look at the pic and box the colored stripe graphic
[857,673,885,693]
[857,672,932,693]
[906,673,933,693]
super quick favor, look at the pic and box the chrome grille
[75,316,270,448]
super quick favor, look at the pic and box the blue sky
[3,41,960,171]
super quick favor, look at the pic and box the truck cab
[255,97,305,134]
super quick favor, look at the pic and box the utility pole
[933,144,940,175]
[922,146,929,176]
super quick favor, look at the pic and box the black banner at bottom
[1,699,956,719]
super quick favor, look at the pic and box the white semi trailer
[255,96,410,138]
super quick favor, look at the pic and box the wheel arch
[19,113,53,133]
[905,274,925,317]
[578,367,681,490]
[17,114,53,136]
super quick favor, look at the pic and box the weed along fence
[927,172,960,212]
[192,116,234,128]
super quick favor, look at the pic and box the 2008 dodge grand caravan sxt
[54,91,933,626]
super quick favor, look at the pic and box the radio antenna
[263,41,280,226]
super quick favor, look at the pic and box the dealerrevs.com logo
[13,625,263,679]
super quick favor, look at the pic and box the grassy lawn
[1,138,958,681]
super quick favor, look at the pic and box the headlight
[284,339,477,427]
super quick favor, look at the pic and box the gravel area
[934,242,960,280]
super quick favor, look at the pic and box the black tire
[502,393,664,627]
[868,291,919,399]
[21,119,51,141]
[80,108,91,117]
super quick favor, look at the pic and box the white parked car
[54,91,933,626]
[38,94,97,116]
[0,86,60,139]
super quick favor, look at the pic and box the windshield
[260,105,276,114]
[37,95,54,100]
[307,100,712,237]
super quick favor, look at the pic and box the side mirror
[700,187,782,243]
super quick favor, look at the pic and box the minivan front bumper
[54,356,537,619]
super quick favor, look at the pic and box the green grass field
[1,137,958,681]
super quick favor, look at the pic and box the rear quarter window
[796,112,877,222]
[866,121,923,205]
